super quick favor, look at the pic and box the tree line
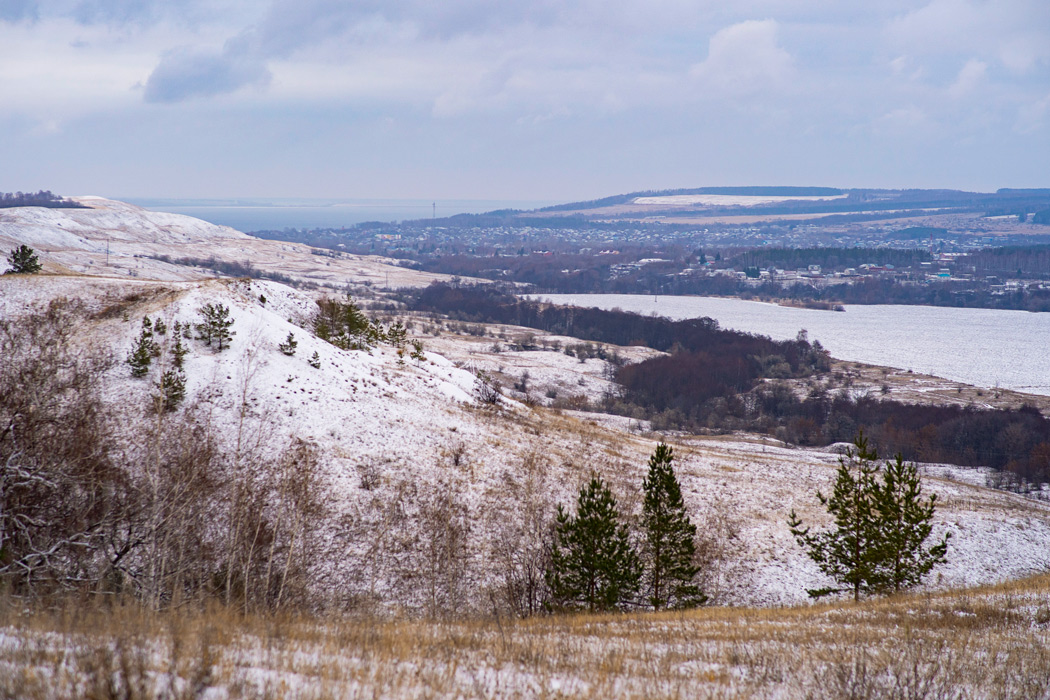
[0,190,86,209]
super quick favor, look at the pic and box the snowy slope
[4,272,1050,610]
[0,197,471,288]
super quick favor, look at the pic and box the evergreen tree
[871,453,949,593]
[5,245,42,274]
[788,433,882,601]
[171,326,188,370]
[127,318,157,378]
[308,351,321,369]
[278,332,298,356]
[547,475,641,612]
[642,444,706,609]
[154,369,186,412]
[196,303,236,351]
[788,433,948,600]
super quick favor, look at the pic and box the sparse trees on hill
[313,295,382,350]
[642,444,706,609]
[547,475,641,612]
[788,432,948,600]
[5,245,42,274]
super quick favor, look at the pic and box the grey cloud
[144,40,270,103]
[0,0,38,22]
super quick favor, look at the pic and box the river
[530,294,1050,396]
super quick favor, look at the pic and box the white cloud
[689,19,794,96]
[948,58,986,97]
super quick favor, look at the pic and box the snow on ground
[5,272,1050,609]
[0,197,470,289]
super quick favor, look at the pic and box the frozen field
[531,294,1050,396]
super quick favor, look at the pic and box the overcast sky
[2,0,1048,201]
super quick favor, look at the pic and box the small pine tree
[387,321,408,349]
[196,303,236,351]
[788,432,947,600]
[789,433,882,600]
[871,453,949,593]
[153,317,167,336]
[642,444,706,609]
[278,332,298,356]
[410,339,426,364]
[308,351,321,369]
[547,475,641,612]
[171,326,188,369]
[5,245,42,274]
[127,319,157,378]
[154,368,186,412]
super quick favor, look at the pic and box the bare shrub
[693,494,743,604]
[490,450,556,617]
[0,298,124,594]
[408,478,472,618]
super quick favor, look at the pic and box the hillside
[2,199,1050,613]
[0,196,464,288]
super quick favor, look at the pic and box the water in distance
[124,198,555,233]
[531,294,1050,396]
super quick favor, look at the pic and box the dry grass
[3,575,1050,699]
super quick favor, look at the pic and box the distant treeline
[149,254,314,288]
[962,245,1050,278]
[729,247,932,270]
[408,283,1050,483]
[0,190,86,209]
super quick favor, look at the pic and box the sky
[1,0,1048,201]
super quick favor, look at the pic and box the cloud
[948,58,986,97]
[144,40,270,103]
[689,19,794,95]
[0,0,38,22]
[889,0,1050,73]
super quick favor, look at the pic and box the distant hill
[540,186,845,212]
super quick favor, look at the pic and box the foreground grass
[4,576,1050,699]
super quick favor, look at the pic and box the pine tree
[153,368,186,412]
[547,475,641,612]
[788,433,883,601]
[5,245,42,274]
[127,318,157,378]
[171,326,188,369]
[278,332,298,356]
[307,351,321,369]
[196,303,236,351]
[788,433,948,600]
[642,444,706,609]
[871,453,949,593]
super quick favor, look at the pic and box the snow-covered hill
[4,272,1050,610]
[0,197,466,288]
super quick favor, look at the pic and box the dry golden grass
[4,575,1050,699]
